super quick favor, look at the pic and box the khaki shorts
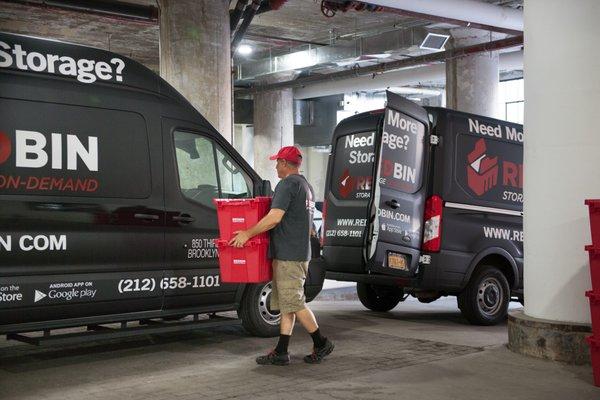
[270,259,309,314]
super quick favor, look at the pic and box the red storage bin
[586,291,600,337]
[586,336,600,387]
[586,245,600,291]
[585,199,600,246]
[215,239,272,283]
[213,197,271,241]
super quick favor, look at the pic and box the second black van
[320,91,523,325]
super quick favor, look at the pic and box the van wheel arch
[462,249,518,290]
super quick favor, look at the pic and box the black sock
[310,328,327,348]
[275,334,290,354]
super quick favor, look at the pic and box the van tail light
[320,200,327,246]
[422,195,443,252]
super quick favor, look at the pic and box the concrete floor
[0,298,598,400]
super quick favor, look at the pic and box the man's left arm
[228,208,285,247]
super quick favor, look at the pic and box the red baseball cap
[269,146,302,165]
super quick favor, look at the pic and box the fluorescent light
[238,44,253,55]
[420,33,450,51]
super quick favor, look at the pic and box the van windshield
[331,131,376,201]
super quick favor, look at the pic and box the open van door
[365,91,430,277]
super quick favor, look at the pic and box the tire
[457,265,510,326]
[356,283,403,312]
[238,282,280,337]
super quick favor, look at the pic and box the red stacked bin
[586,200,600,245]
[585,199,600,386]
[213,197,272,283]
[214,197,271,241]
[585,245,600,292]
[587,337,600,386]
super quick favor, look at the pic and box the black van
[0,32,323,338]
[320,91,523,325]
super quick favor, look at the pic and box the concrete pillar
[446,28,502,119]
[159,0,232,141]
[233,124,254,168]
[253,88,294,186]
[508,0,600,365]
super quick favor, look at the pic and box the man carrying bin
[229,146,334,366]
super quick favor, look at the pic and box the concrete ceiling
[0,0,523,80]
[0,1,160,71]
[244,0,431,46]
[237,0,522,57]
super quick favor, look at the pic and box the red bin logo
[467,138,498,196]
[338,168,355,199]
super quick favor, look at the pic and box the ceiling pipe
[363,0,523,35]
[231,0,262,53]
[244,33,328,47]
[236,34,523,95]
[230,0,249,34]
[296,65,446,99]
[293,50,523,99]
[256,0,287,14]
[4,0,158,23]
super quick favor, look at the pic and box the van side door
[366,92,431,277]
[162,119,253,310]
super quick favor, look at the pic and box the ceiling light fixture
[420,33,450,51]
[238,44,253,55]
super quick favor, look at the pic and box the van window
[173,131,252,208]
[377,108,426,194]
[215,145,252,199]
[0,99,151,199]
[174,131,219,208]
[331,131,376,200]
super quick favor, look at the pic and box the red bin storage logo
[467,138,499,196]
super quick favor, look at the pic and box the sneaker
[303,339,334,364]
[255,350,290,366]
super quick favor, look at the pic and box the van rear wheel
[458,265,509,326]
[357,283,403,312]
[239,282,280,337]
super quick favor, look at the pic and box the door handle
[134,213,159,221]
[385,199,400,209]
[172,214,195,223]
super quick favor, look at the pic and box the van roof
[338,105,522,129]
[0,31,185,103]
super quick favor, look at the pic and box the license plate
[388,253,408,271]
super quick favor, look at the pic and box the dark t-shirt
[269,174,315,261]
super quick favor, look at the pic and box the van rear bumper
[324,248,467,292]
[326,271,411,287]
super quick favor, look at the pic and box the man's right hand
[229,230,250,248]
